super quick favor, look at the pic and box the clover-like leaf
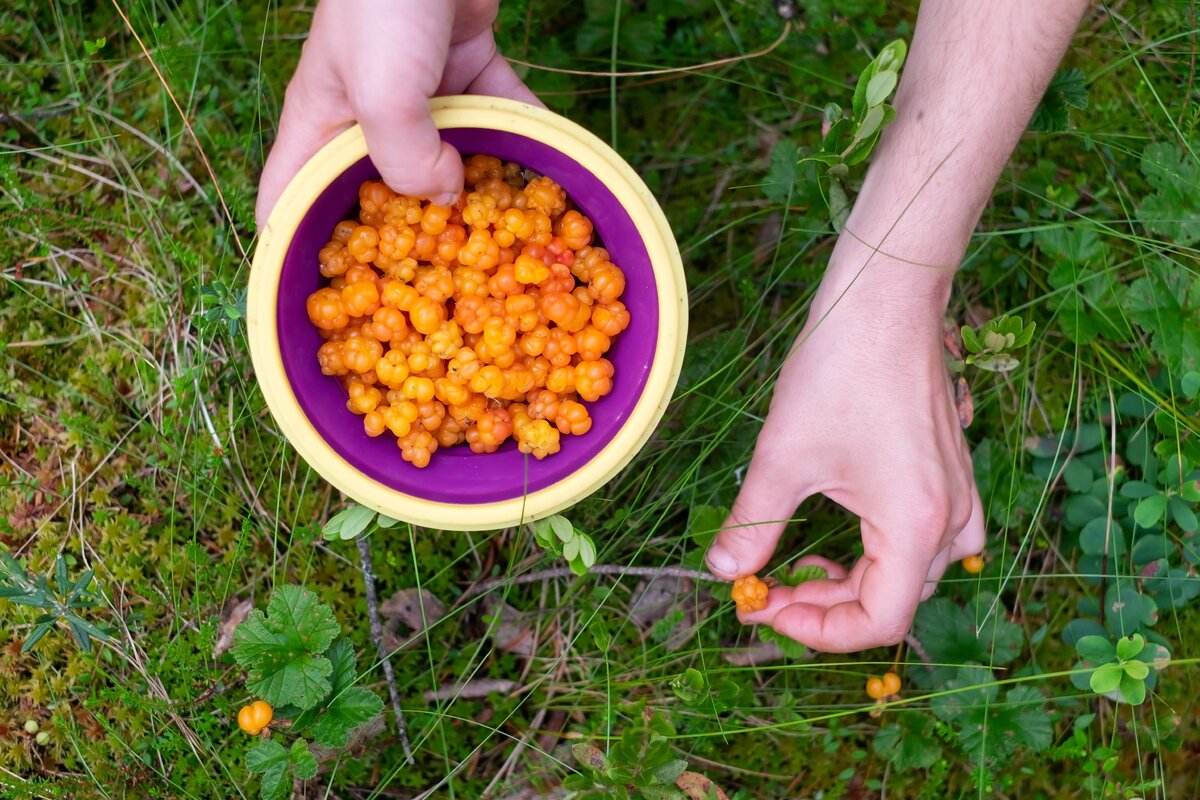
[1089,662,1124,695]
[1074,634,1116,664]
[1114,633,1145,661]
[231,585,341,709]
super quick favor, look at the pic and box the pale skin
[258,0,1090,652]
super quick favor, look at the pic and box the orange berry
[307,287,350,331]
[554,400,591,436]
[347,225,380,263]
[332,219,358,243]
[574,358,614,402]
[317,341,348,376]
[409,297,446,335]
[881,671,901,696]
[237,700,273,736]
[319,242,353,278]
[591,300,630,337]
[402,376,435,404]
[342,337,383,374]
[342,281,381,317]
[962,554,984,574]
[375,350,411,388]
[397,428,438,468]
[588,264,625,304]
[514,416,560,459]
[420,204,451,235]
[866,677,887,700]
[574,325,611,361]
[730,575,769,613]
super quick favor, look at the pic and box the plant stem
[467,564,722,598]
[356,535,414,764]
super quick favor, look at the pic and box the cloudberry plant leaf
[301,638,384,748]
[931,667,1051,765]
[873,713,942,772]
[1123,259,1200,374]
[1029,68,1088,132]
[763,139,800,203]
[911,593,1023,684]
[247,738,316,800]
[231,585,340,709]
[1137,141,1200,245]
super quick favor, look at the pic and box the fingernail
[433,192,458,207]
[706,548,739,576]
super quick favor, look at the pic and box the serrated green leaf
[1030,68,1088,132]
[246,739,292,800]
[1137,142,1200,246]
[913,594,1023,671]
[231,586,341,710]
[763,139,800,202]
[873,715,942,772]
[301,639,384,748]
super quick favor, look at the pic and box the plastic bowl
[248,96,687,531]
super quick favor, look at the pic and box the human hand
[704,244,985,652]
[256,0,541,226]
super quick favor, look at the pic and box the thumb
[706,456,806,580]
[356,87,465,206]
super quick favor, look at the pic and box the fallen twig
[467,564,722,598]
[356,536,414,764]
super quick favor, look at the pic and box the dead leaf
[423,679,518,702]
[722,640,788,667]
[942,317,964,359]
[381,588,445,632]
[676,771,731,800]
[481,596,536,656]
[629,576,695,650]
[955,376,974,429]
[212,597,252,658]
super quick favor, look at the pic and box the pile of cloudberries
[306,155,630,468]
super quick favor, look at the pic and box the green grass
[1,1,1199,798]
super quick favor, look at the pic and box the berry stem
[357,535,414,764]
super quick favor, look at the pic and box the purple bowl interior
[276,128,659,505]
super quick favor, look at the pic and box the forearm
[834,0,1089,277]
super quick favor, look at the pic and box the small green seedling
[954,315,1037,373]
[532,514,597,576]
[1073,633,1164,705]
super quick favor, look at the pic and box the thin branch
[467,564,722,598]
[356,536,414,765]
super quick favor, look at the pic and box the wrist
[813,235,953,321]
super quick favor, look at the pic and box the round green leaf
[1103,585,1144,637]
[1122,659,1150,681]
[855,105,886,141]
[1134,494,1168,528]
[549,515,575,543]
[1119,672,1147,705]
[1074,634,1115,663]
[1169,497,1198,532]
[1131,534,1170,565]
[1079,517,1124,556]
[1182,371,1200,399]
[1089,662,1123,694]
[1114,633,1145,661]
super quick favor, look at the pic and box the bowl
[248,96,687,531]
